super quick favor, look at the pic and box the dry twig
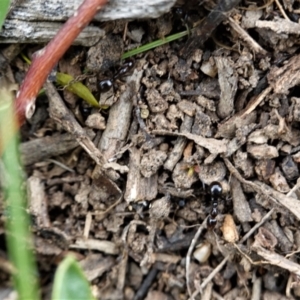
[186,217,208,299]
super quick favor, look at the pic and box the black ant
[207,181,222,229]
[98,59,135,92]
[79,101,92,120]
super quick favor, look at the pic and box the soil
[2,0,300,299]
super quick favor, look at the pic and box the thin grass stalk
[0,81,40,300]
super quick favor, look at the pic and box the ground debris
[7,1,300,298]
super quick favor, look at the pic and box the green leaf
[21,54,99,107]
[56,72,99,108]
[52,255,95,300]
[0,0,10,29]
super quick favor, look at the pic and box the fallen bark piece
[269,168,290,193]
[229,17,267,55]
[198,161,226,185]
[230,177,253,223]
[215,56,238,119]
[264,220,293,254]
[256,18,300,35]
[233,151,254,178]
[27,176,50,228]
[254,160,276,182]
[254,227,277,250]
[8,0,176,22]
[125,147,158,203]
[164,115,193,171]
[0,20,104,46]
[140,149,167,178]
[247,144,279,160]
[172,161,198,189]
[85,113,106,130]
[268,54,300,95]
[98,69,144,160]
[2,0,176,44]
[20,133,78,166]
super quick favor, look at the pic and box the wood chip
[71,238,119,255]
[230,176,253,223]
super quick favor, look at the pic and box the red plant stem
[15,0,108,125]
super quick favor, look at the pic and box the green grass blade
[0,79,40,300]
[52,255,95,300]
[0,0,10,29]
[122,30,189,59]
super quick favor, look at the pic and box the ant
[207,181,222,229]
[98,59,135,92]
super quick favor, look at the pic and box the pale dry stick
[70,238,118,254]
[239,208,274,244]
[212,34,241,54]
[151,253,181,264]
[121,220,149,245]
[285,273,294,298]
[117,247,128,294]
[199,255,229,290]
[251,277,262,300]
[285,249,300,259]
[212,291,225,300]
[45,80,106,166]
[186,217,208,300]
[123,21,129,41]
[189,255,231,300]
[83,212,92,239]
[92,195,123,217]
[274,0,290,20]
[46,158,75,173]
[233,244,268,266]
[228,17,267,55]
[239,86,272,118]
[199,281,213,300]
[286,178,300,197]
[223,157,256,189]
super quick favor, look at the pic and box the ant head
[209,181,222,197]
[99,79,113,92]
[125,59,134,69]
